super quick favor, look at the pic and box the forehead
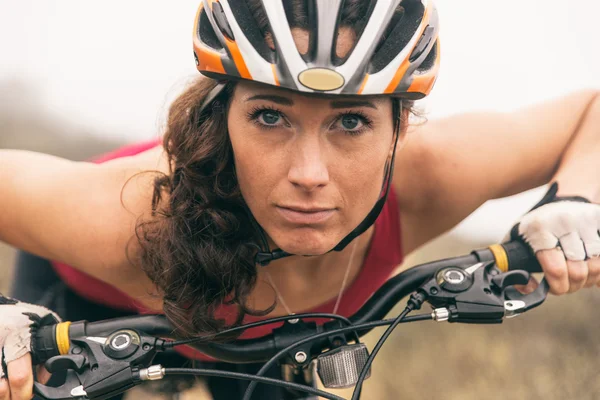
[233,80,391,108]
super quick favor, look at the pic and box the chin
[273,230,338,256]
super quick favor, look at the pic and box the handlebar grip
[31,324,61,366]
[500,241,542,273]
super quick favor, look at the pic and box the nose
[287,137,329,192]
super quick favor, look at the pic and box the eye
[333,112,373,135]
[260,110,281,125]
[340,114,360,130]
[246,107,287,129]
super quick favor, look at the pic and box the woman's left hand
[513,189,600,295]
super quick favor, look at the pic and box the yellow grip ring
[488,244,509,273]
[55,321,72,355]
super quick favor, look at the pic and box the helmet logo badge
[298,68,345,91]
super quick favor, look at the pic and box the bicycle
[30,241,547,400]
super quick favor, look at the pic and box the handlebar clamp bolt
[295,351,308,364]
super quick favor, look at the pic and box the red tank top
[51,139,404,361]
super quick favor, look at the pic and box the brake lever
[422,260,549,323]
[503,278,550,317]
[33,322,164,400]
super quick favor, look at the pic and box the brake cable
[351,291,428,399]
[241,314,434,400]
[142,315,430,400]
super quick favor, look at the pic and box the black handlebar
[502,240,542,272]
[33,241,542,365]
[30,241,550,400]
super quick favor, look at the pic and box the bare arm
[0,146,168,299]
[551,94,600,201]
[395,89,600,254]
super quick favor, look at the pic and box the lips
[276,205,336,224]
[280,205,334,212]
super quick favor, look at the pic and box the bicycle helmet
[193,0,440,99]
[191,0,441,265]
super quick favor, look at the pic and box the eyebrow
[247,94,293,106]
[330,100,377,110]
[246,94,378,109]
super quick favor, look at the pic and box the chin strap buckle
[255,249,292,266]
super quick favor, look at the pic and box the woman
[1,0,599,399]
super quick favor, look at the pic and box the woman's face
[226,26,396,255]
[227,83,395,255]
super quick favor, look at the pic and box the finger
[585,257,600,288]
[0,378,9,400]
[558,231,586,261]
[35,365,51,385]
[580,226,600,259]
[513,277,539,294]
[7,353,33,400]
[566,260,588,293]
[537,248,569,295]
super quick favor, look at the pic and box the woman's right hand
[0,295,60,399]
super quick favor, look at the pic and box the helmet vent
[199,8,224,50]
[228,0,274,62]
[409,25,434,62]
[212,2,235,41]
[369,0,424,74]
[282,0,312,57]
[333,0,377,65]
[415,39,438,74]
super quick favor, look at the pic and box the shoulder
[92,138,164,163]
[98,139,170,182]
[392,120,442,255]
[392,120,440,216]
[96,141,171,226]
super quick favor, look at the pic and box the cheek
[229,130,282,217]
[230,141,263,199]
[336,146,389,222]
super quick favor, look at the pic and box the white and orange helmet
[193,0,440,100]
[192,0,441,264]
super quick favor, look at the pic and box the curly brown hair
[136,0,416,339]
